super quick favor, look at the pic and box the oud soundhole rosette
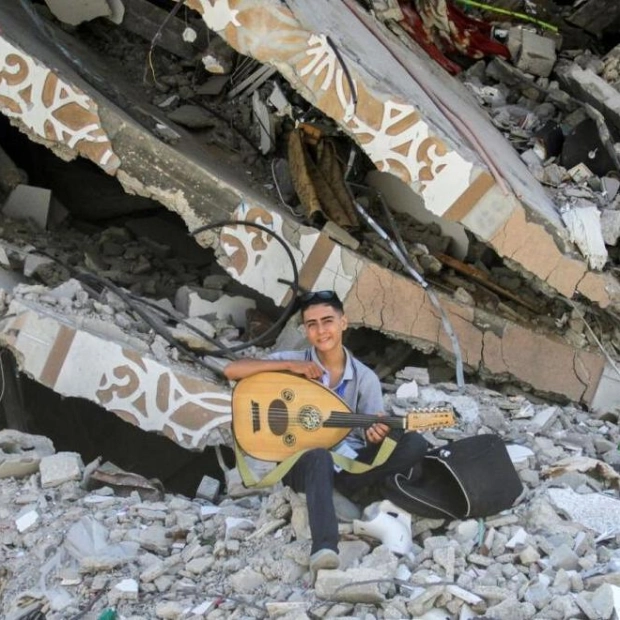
[298,405,322,431]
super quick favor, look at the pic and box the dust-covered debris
[0,378,618,619]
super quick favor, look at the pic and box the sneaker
[309,548,339,582]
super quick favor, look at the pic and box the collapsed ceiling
[0,0,620,452]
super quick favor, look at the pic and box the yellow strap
[234,437,398,489]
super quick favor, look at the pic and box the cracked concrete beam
[187,0,620,314]
[0,3,616,410]
[347,262,605,405]
[219,203,611,409]
[0,301,233,451]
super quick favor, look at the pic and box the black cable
[326,35,358,110]
[31,250,230,376]
[189,219,300,352]
[16,219,300,367]
[125,291,238,359]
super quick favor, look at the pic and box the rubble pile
[0,213,259,369]
[458,27,620,270]
[3,1,619,365]
[1,377,619,619]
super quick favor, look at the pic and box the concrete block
[0,430,55,479]
[174,285,219,315]
[556,64,620,133]
[40,452,84,488]
[109,578,139,605]
[513,29,557,78]
[314,567,387,603]
[195,475,220,502]
[600,209,620,246]
[175,288,256,328]
[43,0,112,26]
[3,184,68,230]
[15,508,40,533]
[527,406,559,433]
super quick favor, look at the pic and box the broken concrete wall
[0,300,232,450]
[217,204,613,409]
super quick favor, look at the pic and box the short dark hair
[298,290,344,315]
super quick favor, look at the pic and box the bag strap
[234,436,398,489]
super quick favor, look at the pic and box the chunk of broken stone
[109,578,139,605]
[508,27,557,78]
[39,452,84,488]
[15,507,40,533]
[195,475,220,502]
[600,209,620,246]
[315,567,388,603]
[547,487,620,535]
[0,430,55,479]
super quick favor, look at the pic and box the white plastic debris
[353,500,413,555]
[182,27,197,43]
[396,380,419,400]
[561,205,608,270]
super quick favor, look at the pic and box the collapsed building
[1,0,619,452]
[1,0,620,617]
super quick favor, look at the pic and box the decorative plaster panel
[185,0,475,218]
[0,302,232,450]
[0,38,119,173]
[219,202,359,304]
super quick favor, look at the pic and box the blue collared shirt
[267,347,384,451]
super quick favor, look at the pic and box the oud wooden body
[232,371,455,462]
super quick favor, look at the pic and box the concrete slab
[0,300,233,452]
[3,185,68,230]
[43,0,111,26]
[189,0,619,313]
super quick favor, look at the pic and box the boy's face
[302,303,348,354]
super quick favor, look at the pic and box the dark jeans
[283,432,429,554]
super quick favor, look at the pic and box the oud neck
[324,412,404,429]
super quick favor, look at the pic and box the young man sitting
[223,290,428,579]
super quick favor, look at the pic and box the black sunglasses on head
[299,290,338,304]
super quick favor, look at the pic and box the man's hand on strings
[365,415,390,444]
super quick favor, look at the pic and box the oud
[232,371,455,462]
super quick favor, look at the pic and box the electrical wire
[453,0,559,33]
[189,219,300,352]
